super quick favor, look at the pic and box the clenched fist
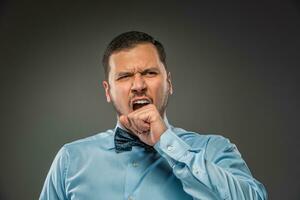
[119,104,167,146]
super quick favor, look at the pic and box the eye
[117,74,131,80]
[118,75,127,79]
[145,71,158,77]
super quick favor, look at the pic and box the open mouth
[132,99,151,111]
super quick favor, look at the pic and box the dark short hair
[102,31,167,79]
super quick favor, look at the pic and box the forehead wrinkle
[109,43,165,79]
[110,47,159,67]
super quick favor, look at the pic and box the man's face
[103,43,173,118]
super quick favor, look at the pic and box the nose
[131,73,147,94]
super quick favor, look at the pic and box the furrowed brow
[141,67,160,74]
[116,71,133,77]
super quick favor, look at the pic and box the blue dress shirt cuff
[154,128,191,165]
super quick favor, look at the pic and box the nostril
[131,80,147,91]
[131,88,147,95]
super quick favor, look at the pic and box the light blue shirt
[40,121,267,200]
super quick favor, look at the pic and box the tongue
[133,103,149,111]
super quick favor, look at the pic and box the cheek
[149,80,168,98]
[111,83,130,101]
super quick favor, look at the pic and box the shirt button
[193,166,200,174]
[128,196,134,200]
[167,145,174,151]
[132,161,139,167]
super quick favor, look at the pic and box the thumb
[119,115,131,130]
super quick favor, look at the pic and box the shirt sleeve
[154,128,268,200]
[39,146,69,200]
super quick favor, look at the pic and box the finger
[131,105,156,123]
[128,104,154,119]
[128,116,150,134]
[120,115,144,136]
[133,109,157,126]
[129,111,151,132]
[135,118,150,132]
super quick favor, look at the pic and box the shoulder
[62,129,115,153]
[171,126,236,154]
[172,126,229,145]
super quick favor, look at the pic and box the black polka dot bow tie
[114,127,154,153]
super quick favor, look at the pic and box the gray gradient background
[1,0,300,200]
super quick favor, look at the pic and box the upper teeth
[134,100,150,104]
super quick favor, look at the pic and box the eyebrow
[116,71,133,77]
[116,67,160,77]
[141,67,160,74]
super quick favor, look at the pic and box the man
[40,31,267,200]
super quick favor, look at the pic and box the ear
[102,80,111,102]
[167,72,173,95]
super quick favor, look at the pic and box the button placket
[124,153,143,199]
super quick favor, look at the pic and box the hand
[119,104,167,146]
